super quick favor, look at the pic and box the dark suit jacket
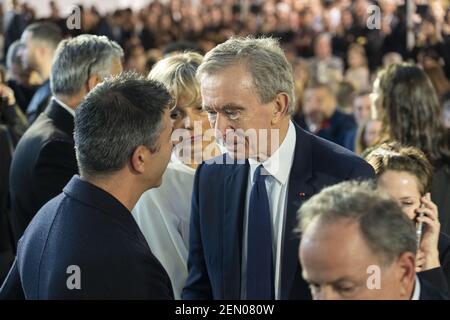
[0,125,13,218]
[182,123,375,300]
[7,80,38,114]
[418,232,450,295]
[419,276,449,300]
[343,128,357,152]
[26,80,51,125]
[431,164,450,235]
[0,176,174,299]
[317,110,356,147]
[9,99,78,243]
[294,110,356,148]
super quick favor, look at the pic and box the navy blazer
[182,123,375,300]
[419,277,449,300]
[0,176,174,299]
[26,80,51,125]
[418,232,450,295]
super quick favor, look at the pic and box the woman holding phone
[365,142,450,294]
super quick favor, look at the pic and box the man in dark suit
[9,35,124,243]
[18,22,63,124]
[0,72,175,299]
[182,37,375,300]
[296,83,356,148]
[297,180,448,300]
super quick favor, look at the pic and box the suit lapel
[222,159,249,299]
[45,99,75,139]
[280,124,314,299]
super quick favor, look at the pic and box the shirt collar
[53,97,75,117]
[63,175,137,230]
[411,276,421,300]
[249,121,296,185]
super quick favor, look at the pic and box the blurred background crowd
[1,0,450,152]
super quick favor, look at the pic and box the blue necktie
[246,165,274,300]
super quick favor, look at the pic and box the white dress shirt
[241,121,297,300]
[132,154,196,300]
[411,276,421,300]
[53,97,75,117]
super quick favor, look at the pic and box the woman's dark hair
[375,62,450,168]
[364,142,434,195]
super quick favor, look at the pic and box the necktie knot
[253,165,269,183]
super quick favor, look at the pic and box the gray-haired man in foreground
[298,180,448,300]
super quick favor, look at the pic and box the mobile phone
[416,203,425,248]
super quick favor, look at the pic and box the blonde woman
[132,52,221,299]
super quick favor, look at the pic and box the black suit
[0,176,174,299]
[431,164,450,235]
[9,99,78,242]
[294,110,356,148]
[26,80,51,125]
[419,276,449,300]
[418,232,450,295]
[0,125,13,218]
[183,123,375,300]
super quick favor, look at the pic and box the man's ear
[130,145,148,174]
[395,252,416,298]
[271,92,290,125]
[87,74,102,92]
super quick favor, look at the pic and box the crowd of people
[0,0,449,301]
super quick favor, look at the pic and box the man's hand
[415,193,441,272]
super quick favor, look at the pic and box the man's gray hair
[197,36,296,114]
[50,35,123,97]
[297,180,417,265]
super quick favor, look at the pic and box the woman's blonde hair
[148,51,203,109]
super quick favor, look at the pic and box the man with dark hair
[298,180,447,300]
[18,22,63,123]
[9,35,123,242]
[0,72,174,299]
